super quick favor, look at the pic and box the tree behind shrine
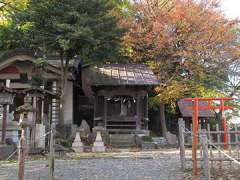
[122,0,240,136]
[4,0,124,124]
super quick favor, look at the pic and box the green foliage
[0,0,28,51]
[111,0,133,17]
[8,0,124,62]
[30,74,43,87]
[30,56,48,87]
[0,0,28,21]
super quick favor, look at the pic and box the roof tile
[92,64,159,86]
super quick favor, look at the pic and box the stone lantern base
[72,132,84,153]
[92,127,106,152]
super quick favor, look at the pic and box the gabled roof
[92,64,159,86]
[0,49,61,75]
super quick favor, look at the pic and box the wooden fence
[178,118,240,179]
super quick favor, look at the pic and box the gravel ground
[0,150,187,180]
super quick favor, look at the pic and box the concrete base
[72,132,84,153]
[92,131,105,152]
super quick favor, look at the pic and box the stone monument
[35,124,45,148]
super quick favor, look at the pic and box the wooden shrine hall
[90,64,159,135]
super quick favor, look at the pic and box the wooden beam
[186,106,234,110]
[184,97,233,101]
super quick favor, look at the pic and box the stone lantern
[16,98,34,152]
[16,102,33,180]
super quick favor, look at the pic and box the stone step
[109,134,136,148]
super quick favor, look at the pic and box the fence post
[18,126,25,180]
[178,118,186,170]
[49,125,54,180]
[201,129,210,180]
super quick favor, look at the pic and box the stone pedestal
[72,132,84,153]
[92,130,105,152]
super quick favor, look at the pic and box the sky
[221,0,240,19]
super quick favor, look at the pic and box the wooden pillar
[220,99,228,149]
[41,85,45,124]
[104,96,107,128]
[145,95,149,130]
[2,79,11,144]
[93,96,97,126]
[192,99,199,176]
[6,79,10,123]
[41,98,44,124]
[136,95,141,131]
[31,96,37,148]
[1,104,7,144]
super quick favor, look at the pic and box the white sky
[221,0,240,19]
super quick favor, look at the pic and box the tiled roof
[92,64,159,86]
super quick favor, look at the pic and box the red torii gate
[183,97,234,175]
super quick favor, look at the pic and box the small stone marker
[92,130,105,152]
[166,131,177,145]
[72,132,83,153]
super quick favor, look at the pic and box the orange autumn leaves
[121,0,240,105]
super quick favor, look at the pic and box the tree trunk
[159,102,167,137]
[59,50,70,126]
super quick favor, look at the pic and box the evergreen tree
[10,0,124,124]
